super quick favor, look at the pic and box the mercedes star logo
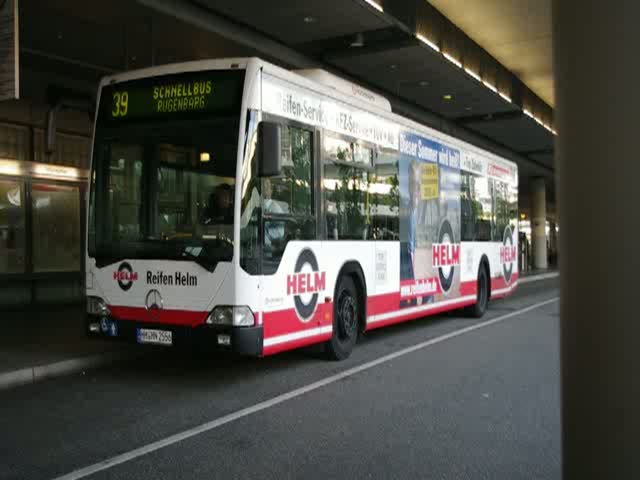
[145,290,163,310]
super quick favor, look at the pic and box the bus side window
[262,125,315,274]
[371,148,399,240]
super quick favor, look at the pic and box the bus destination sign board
[99,70,244,122]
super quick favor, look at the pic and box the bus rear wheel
[465,264,489,318]
[325,276,359,361]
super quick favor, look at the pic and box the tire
[325,276,360,361]
[465,263,489,318]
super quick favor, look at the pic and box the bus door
[259,122,325,349]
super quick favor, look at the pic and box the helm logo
[500,226,517,284]
[286,249,326,323]
[114,262,138,291]
[433,220,459,294]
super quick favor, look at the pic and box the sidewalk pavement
[520,268,559,283]
[0,304,140,390]
[0,269,560,391]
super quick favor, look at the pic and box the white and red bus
[86,57,518,360]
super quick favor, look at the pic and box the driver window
[262,125,315,274]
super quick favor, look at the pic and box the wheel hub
[338,292,357,340]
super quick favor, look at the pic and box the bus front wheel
[325,276,359,361]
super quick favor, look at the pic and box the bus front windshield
[89,116,240,270]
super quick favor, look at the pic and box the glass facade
[32,183,81,272]
[0,179,26,274]
[0,115,91,306]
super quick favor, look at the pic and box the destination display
[99,70,244,122]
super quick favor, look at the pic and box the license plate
[137,328,173,346]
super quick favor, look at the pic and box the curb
[519,271,559,284]
[0,349,140,391]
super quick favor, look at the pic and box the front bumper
[86,314,263,356]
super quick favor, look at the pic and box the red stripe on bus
[366,297,477,331]
[367,292,401,315]
[262,302,333,338]
[109,305,208,327]
[368,280,478,317]
[459,280,477,296]
[491,272,519,292]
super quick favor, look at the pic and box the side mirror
[258,122,282,177]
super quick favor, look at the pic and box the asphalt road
[0,278,560,480]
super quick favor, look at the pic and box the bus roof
[98,56,518,184]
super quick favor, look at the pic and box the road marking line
[519,272,559,284]
[51,296,559,480]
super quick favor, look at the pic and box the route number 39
[112,91,129,117]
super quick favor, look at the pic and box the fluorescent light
[443,94,453,101]
[499,92,512,103]
[443,52,462,68]
[33,164,80,179]
[363,0,383,12]
[523,109,534,118]
[416,33,440,52]
[0,160,21,176]
[464,68,481,81]
[483,81,498,93]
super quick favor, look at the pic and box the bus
[85,57,518,360]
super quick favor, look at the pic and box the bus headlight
[206,306,254,327]
[87,296,111,316]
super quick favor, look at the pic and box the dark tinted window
[90,115,239,270]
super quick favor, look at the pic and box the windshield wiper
[180,248,216,273]
[93,255,127,268]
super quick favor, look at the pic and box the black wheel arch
[334,261,367,334]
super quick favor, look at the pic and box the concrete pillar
[530,177,547,270]
[554,1,639,479]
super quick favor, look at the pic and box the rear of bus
[85,59,262,354]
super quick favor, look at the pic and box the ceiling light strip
[464,68,481,82]
[443,52,462,68]
[499,92,512,103]
[482,81,498,93]
[363,0,383,13]
[416,33,440,52]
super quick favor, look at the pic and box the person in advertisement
[400,159,420,281]
[399,132,462,307]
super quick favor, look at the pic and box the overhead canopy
[14,0,556,210]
